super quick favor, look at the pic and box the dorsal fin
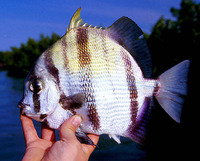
[67,7,84,31]
[107,17,152,78]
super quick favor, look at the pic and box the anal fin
[109,134,121,144]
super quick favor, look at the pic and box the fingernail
[72,115,82,128]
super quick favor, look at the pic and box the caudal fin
[155,60,190,123]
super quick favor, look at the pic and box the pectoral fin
[75,128,96,146]
[109,134,121,144]
[59,93,86,110]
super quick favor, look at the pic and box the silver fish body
[18,8,190,145]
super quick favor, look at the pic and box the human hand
[21,114,99,161]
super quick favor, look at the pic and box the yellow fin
[67,7,84,31]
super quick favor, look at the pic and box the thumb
[60,115,82,142]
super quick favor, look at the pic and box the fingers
[41,124,56,142]
[20,114,39,145]
[60,115,82,142]
[59,115,99,157]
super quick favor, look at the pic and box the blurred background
[0,0,198,160]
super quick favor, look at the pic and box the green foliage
[147,0,199,76]
[0,33,60,77]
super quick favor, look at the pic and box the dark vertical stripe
[27,68,41,113]
[59,38,75,113]
[44,50,70,116]
[77,28,91,66]
[77,28,100,131]
[61,37,69,70]
[44,50,60,85]
[44,44,73,115]
[128,97,152,144]
[120,49,138,131]
[33,88,41,113]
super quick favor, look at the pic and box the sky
[0,0,183,51]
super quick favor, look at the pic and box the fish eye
[29,79,43,93]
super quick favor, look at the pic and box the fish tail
[155,60,190,123]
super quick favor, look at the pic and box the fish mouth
[19,105,48,122]
[18,102,30,109]
[25,113,48,122]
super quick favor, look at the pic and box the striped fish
[18,8,190,145]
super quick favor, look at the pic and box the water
[0,71,147,161]
[0,71,25,160]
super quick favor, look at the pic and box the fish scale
[18,8,190,145]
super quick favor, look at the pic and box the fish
[18,8,190,145]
